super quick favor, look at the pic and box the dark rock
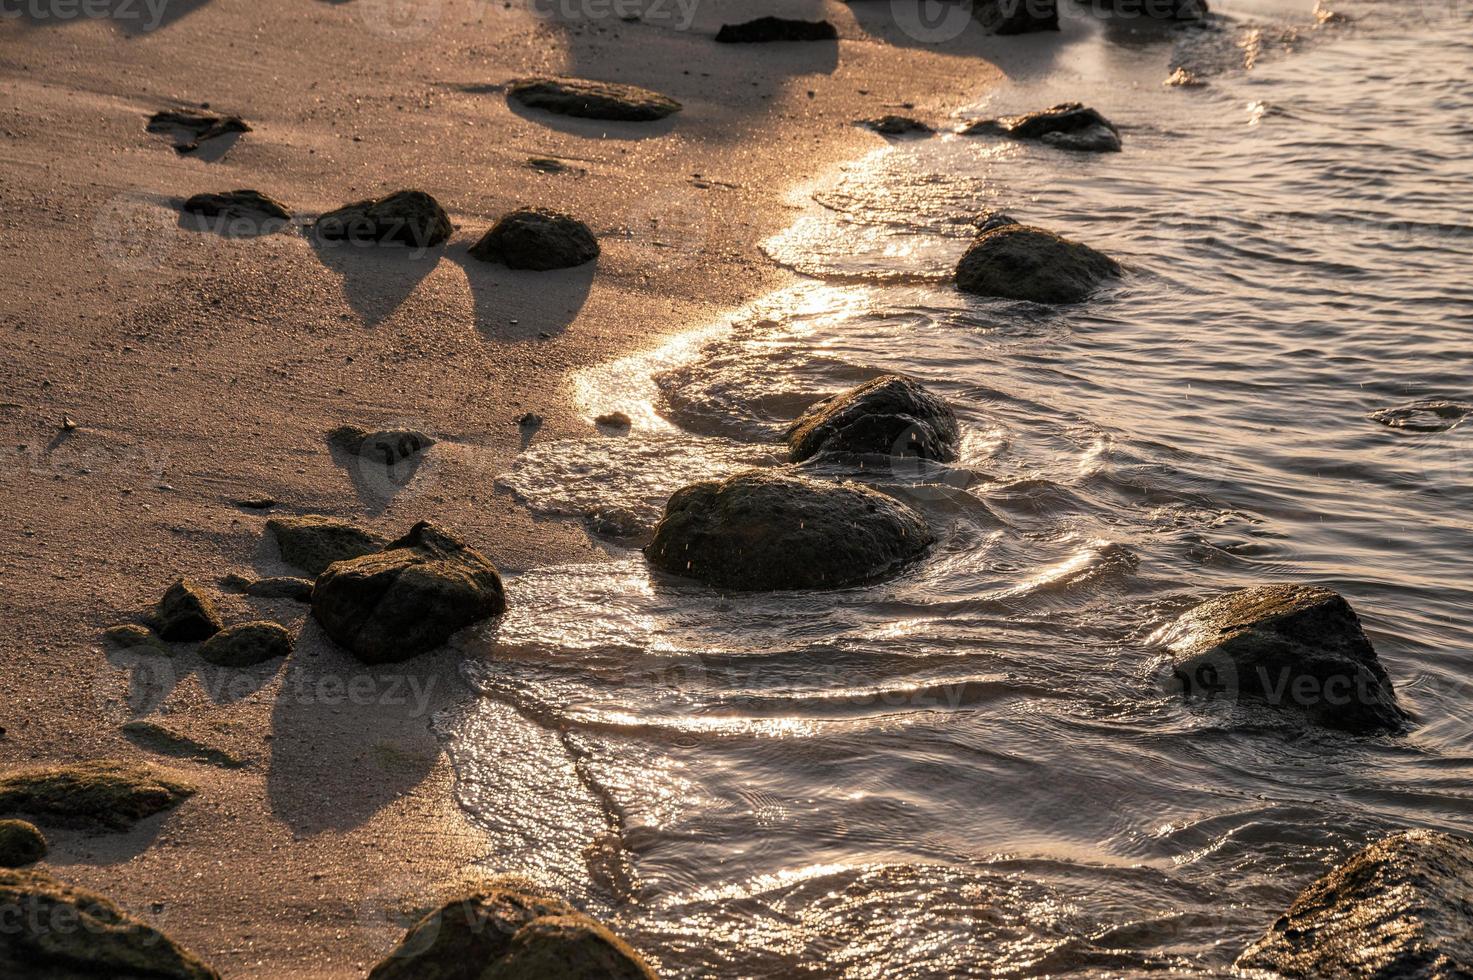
[788,375,961,463]
[311,521,507,664]
[232,496,278,510]
[1076,0,1207,21]
[863,115,933,136]
[103,623,172,654]
[715,17,838,42]
[120,721,246,769]
[955,223,1120,304]
[1161,584,1409,734]
[507,77,681,121]
[595,412,632,430]
[962,103,1122,152]
[154,579,223,642]
[266,515,386,577]
[367,885,655,980]
[0,867,219,979]
[220,573,315,603]
[0,761,194,831]
[314,190,453,249]
[0,820,46,868]
[1238,830,1473,978]
[199,621,293,668]
[182,189,291,223]
[647,470,934,591]
[470,208,599,271]
[146,108,250,154]
[328,425,436,464]
[973,0,1059,34]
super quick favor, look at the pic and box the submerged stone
[962,103,1122,152]
[146,108,249,154]
[507,77,681,121]
[266,515,386,577]
[199,621,293,668]
[470,208,599,271]
[955,223,1120,304]
[182,189,291,223]
[0,820,47,868]
[788,375,960,463]
[715,17,838,42]
[104,623,172,655]
[647,470,934,591]
[1238,830,1473,978]
[311,521,507,664]
[314,190,453,248]
[1161,583,1409,734]
[0,761,194,831]
[154,579,223,642]
[974,0,1058,34]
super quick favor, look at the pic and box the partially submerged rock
[120,721,246,769]
[220,573,314,603]
[507,77,681,121]
[0,868,218,979]
[788,375,961,463]
[955,223,1120,304]
[862,115,933,136]
[974,0,1058,34]
[311,521,506,664]
[182,189,291,223]
[146,108,249,154]
[0,820,46,868]
[1160,584,1409,734]
[647,470,934,591]
[199,621,293,668]
[314,190,453,249]
[328,425,436,464]
[470,208,599,271]
[962,103,1122,152]
[0,761,194,831]
[1238,830,1473,977]
[715,17,838,42]
[104,623,172,655]
[153,579,223,642]
[266,515,386,577]
[367,885,655,980]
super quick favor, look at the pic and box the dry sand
[0,0,1008,974]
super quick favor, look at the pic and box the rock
[595,412,632,430]
[647,470,934,591]
[313,190,453,249]
[507,77,681,121]
[1077,0,1207,20]
[328,425,436,464]
[146,108,249,154]
[0,820,46,868]
[788,375,961,463]
[0,867,218,979]
[103,623,171,654]
[266,515,386,577]
[955,223,1121,304]
[470,208,599,271]
[715,17,838,42]
[862,115,933,136]
[311,521,507,664]
[232,496,278,510]
[199,621,293,668]
[517,413,543,429]
[120,721,246,769]
[962,103,1122,152]
[60,415,77,431]
[181,189,291,223]
[220,573,314,603]
[1238,830,1473,978]
[153,579,223,642]
[974,0,1058,34]
[367,886,655,980]
[1164,66,1207,87]
[0,761,194,831]
[1161,584,1409,734]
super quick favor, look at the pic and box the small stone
[154,579,224,642]
[470,208,599,271]
[198,621,293,668]
[328,425,435,464]
[595,412,632,430]
[266,515,386,577]
[517,413,544,429]
[715,16,837,42]
[219,573,314,603]
[59,415,76,432]
[962,103,1122,152]
[146,108,250,154]
[0,820,46,868]
[507,77,681,121]
[862,115,933,136]
[103,623,171,655]
[182,189,292,223]
[232,496,277,510]
[314,190,453,248]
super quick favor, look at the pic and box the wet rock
[266,515,386,577]
[146,108,250,154]
[974,0,1058,34]
[103,623,172,654]
[0,867,218,979]
[470,208,599,271]
[314,190,453,249]
[182,189,291,223]
[328,425,436,464]
[962,103,1122,152]
[586,505,644,539]
[220,573,314,603]
[0,761,194,831]
[647,470,934,591]
[715,16,838,42]
[153,579,223,642]
[596,412,632,430]
[0,820,46,868]
[120,721,246,769]
[311,521,507,664]
[862,115,933,136]
[199,621,293,668]
[955,223,1120,304]
[507,77,681,121]
[1077,0,1207,20]
[1238,829,1473,978]
[1164,66,1207,88]
[1368,399,1473,433]
[1161,584,1409,734]
[367,885,655,980]
[788,375,961,463]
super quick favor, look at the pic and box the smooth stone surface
[266,515,386,577]
[154,578,223,642]
[198,621,293,668]
[507,77,681,121]
[328,425,436,464]
[647,470,934,591]
[0,761,194,831]
[313,190,452,248]
[715,16,838,42]
[181,189,291,222]
[146,108,249,154]
[955,223,1121,304]
[0,820,47,868]
[788,374,960,463]
[962,103,1122,152]
[470,208,599,271]
[974,0,1058,34]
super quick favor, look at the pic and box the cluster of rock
[107,576,294,669]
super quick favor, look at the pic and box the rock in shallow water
[154,578,223,642]
[955,223,1121,304]
[715,16,837,42]
[1238,829,1473,978]
[0,820,46,868]
[788,375,960,463]
[647,470,934,591]
[507,77,681,121]
[470,208,599,271]
[267,515,386,577]
[199,621,293,668]
[962,103,1122,152]
[1161,583,1409,734]
[0,761,194,831]
[314,190,452,248]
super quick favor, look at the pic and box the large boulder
[153,579,223,642]
[199,621,293,668]
[647,470,934,591]
[470,209,599,271]
[0,820,47,868]
[1160,584,1409,734]
[955,222,1120,304]
[974,0,1058,34]
[0,761,194,831]
[715,17,838,42]
[0,868,218,979]
[311,521,506,664]
[368,886,655,980]
[313,190,453,249]
[787,375,960,463]
[1238,830,1473,978]
[507,77,681,121]
[266,515,386,577]
[962,103,1121,152]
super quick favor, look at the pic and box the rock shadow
[309,232,442,328]
[446,243,595,342]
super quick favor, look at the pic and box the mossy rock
[0,820,47,867]
[198,621,293,668]
[153,579,223,642]
[266,515,386,577]
[486,915,657,980]
[787,374,960,463]
[0,761,194,831]
[220,573,314,603]
[104,624,172,655]
[0,867,218,978]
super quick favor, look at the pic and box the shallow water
[460,2,1473,975]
